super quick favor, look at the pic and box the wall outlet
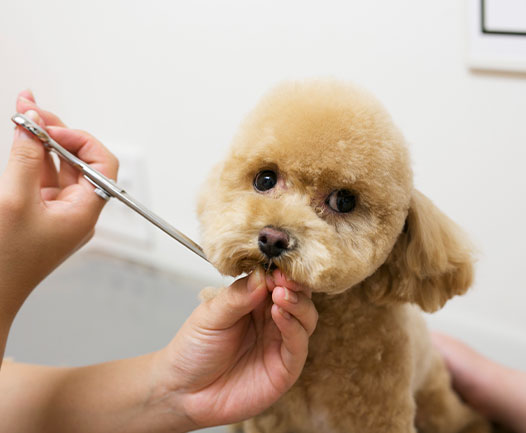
[93,146,154,248]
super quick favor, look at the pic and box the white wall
[1,1,525,367]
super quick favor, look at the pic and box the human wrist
[0,316,13,363]
[0,281,33,326]
[148,347,199,433]
[32,352,197,433]
[93,350,198,433]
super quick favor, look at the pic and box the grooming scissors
[11,112,208,262]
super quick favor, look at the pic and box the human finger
[272,287,318,336]
[433,333,526,433]
[431,333,488,384]
[271,303,309,377]
[4,110,46,200]
[14,92,64,188]
[16,92,67,127]
[198,267,268,330]
[41,187,60,201]
[57,158,80,189]
[39,127,118,217]
[40,151,59,188]
[431,332,502,421]
[46,126,119,180]
[18,89,36,103]
[27,109,60,189]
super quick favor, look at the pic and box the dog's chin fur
[197,80,490,432]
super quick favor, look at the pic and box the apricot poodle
[197,80,490,433]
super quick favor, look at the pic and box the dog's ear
[381,190,474,312]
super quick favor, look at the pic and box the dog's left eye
[326,189,357,213]
[254,170,277,192]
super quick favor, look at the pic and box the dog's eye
[326,189,357,213]
[254,170,277,192]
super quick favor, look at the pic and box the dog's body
[237,294,485,433]
[198,81,490,432]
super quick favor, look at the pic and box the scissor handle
[11,112,209,262]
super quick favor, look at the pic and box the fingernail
[25,89,35,101]
[25,109,39,121]
[278,306,291,320]
[284,288,298,303]
[19,96,32,104]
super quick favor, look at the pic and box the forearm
[0,353,192,433]
[0,257,45,365]
[0,304,19,367]
[0,321,10,368]
[491,365,526,433]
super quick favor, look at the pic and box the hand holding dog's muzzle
[156,266,318,429]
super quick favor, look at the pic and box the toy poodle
[197,80,490,433]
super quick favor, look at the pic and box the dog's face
[198,81,413,294]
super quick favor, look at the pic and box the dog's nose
[258,227,290,258]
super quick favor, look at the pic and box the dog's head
[198,80,473,311]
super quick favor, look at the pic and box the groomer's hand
[433,333,526,433]
[0,91,118,328]
[156,267,318,431]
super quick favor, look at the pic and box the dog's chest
[309,409,339,433]
[305,292,406,372]
[278,294,412,433]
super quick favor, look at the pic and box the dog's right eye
[253,170,277,192]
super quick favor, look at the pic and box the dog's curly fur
[197,80,491,433]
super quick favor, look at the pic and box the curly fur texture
[198,80,490,432]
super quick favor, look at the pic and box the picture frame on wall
[467,0,526,72]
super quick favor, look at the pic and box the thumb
[5,110,45,198]
[199,267,268,330]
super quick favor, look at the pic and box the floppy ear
[382,190,474,312]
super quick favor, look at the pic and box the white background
[1,0,525,368]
